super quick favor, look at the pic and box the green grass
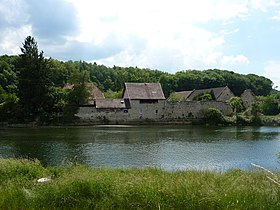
[0,158,280,209]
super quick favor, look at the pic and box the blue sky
[1,0,280,88]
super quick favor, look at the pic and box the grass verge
[0,158,280,209]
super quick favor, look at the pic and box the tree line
[0,36,277,123]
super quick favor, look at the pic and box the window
[140,99,158,104]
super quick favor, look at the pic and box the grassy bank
[0,158,280,209]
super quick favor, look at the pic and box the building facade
[75,83,237,124]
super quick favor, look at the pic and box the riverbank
[0,158,279,209]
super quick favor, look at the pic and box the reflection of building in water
[76,83,256,124]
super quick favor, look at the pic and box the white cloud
[272,11,280,21]
[264,61,280,89]
[250,0,279,12]
[0,0,29,26]
[222,55,250,66]
[0,25,32,55]
[0,0,278,74]
[64,0,251,71]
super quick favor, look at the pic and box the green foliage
[0,37,276,123]
[229,97,245,113]
[251,102,261,116]
[236,114,251,125]
[104,89,122,98]
[193,91,215,101]
[201,108,225,124]
[0,57,18,94]
[167,92,185,102]
[0,86,19,121]
[0,158,280,209]
[258,96,279,115]
[67,70,90,106]
[63,71,90,122]
[18,36,51,120]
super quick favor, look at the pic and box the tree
[229,97,244,114]
[63,70,90,122]
[18,36,51,120]
[259,96,279,115]
[0,85,19,121]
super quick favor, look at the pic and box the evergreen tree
[18,36,51,120]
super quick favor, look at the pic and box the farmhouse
[122,83,166,119]
[75,83,237,124]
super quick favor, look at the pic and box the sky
[1,0,280,88]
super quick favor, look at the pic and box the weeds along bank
[0,158,280,209]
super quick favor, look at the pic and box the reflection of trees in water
[1,126,280,168]
[1,128,88,166]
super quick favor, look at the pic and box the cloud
[222,55,250,66]
[272,11,280,21]
[264,61,280,89]
[0,0,79,55]
[0,0,279,77]
[66,0,251,71]
[250,0,279,12]
[0,25,32,55]
[45,34,125,61]
[26,0,79,42]
[0,0,28,28]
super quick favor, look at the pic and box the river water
[0,125,280,171]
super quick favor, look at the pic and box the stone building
[240,89,256,108]
[76,83,235,124]
[122,83,166,120]
[63,82,105,105]
[174,86,235,102]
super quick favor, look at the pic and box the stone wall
[76,107,130,124]
[76,100,233,124]
[126,100,166,120]
[163,101,233,120]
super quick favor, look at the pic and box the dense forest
[0,36,277,123]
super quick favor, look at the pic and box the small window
[124,109,128,113]
[155,110,158,115]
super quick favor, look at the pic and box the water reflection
[0,126,280,171]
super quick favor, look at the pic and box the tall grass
[0,158,279,209]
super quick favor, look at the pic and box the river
[0,125,280,171]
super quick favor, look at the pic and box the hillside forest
[0,36,279,124]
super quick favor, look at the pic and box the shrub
[193,91,215,101]
[261,96,279,115]
[200,108,225,124]
[229,97,244,113]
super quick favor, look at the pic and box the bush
[261,97,279,115]
[200,108,225,124]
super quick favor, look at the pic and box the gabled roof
[63,82,105,105]
[173,90,194,99]
[187,86,229,100]
[86,83,105,100]
[95,99,126,109]
[123,83,166,100]
[241,89,256,98]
